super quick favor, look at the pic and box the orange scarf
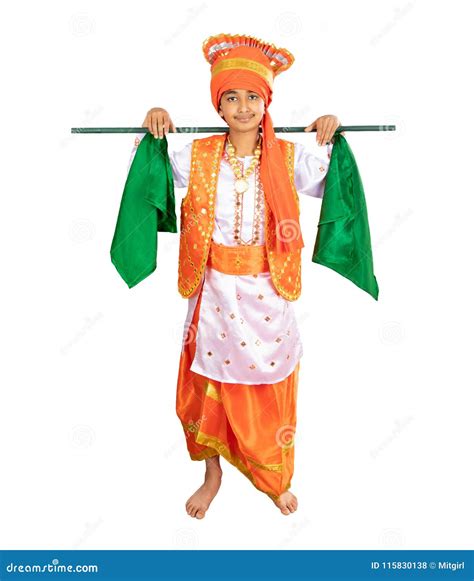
[204,38,304,254]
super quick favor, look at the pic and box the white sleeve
[127,134,192,189]
[294,141,333,199]
[168,142,193,188]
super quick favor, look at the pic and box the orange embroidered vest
[178,133,302,301]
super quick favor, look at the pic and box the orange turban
[202,34,304,254]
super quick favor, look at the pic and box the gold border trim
[211,58,274,87]
[204,381,222,403]
[186,428,291,502]
[247,456,283,473]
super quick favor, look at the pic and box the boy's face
[218,88,265,133]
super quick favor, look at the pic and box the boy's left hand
[304,115,344,146]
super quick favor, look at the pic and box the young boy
[135,34,342,519]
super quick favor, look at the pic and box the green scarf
[111,132,379,300]
[312,133,379,300]
[110,133,176,288]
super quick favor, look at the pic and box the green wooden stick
[70,125,396,134]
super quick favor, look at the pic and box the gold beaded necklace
[224,135,264,245]
[225,135,262,194]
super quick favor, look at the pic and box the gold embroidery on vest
[178,136,224,297]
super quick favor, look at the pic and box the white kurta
[129,135,331,385]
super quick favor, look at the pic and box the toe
[195,510,206,519]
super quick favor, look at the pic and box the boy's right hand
[142,107,177,139]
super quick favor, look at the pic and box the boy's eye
[227,95,259,101]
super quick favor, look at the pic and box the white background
[1,0,472,550]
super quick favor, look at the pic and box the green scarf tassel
[312,133,379,300]
[110,133,177,288]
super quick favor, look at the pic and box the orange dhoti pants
[175,242,300,503]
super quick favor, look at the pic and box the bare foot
[273,490,298,515]
[185,456,222,519]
